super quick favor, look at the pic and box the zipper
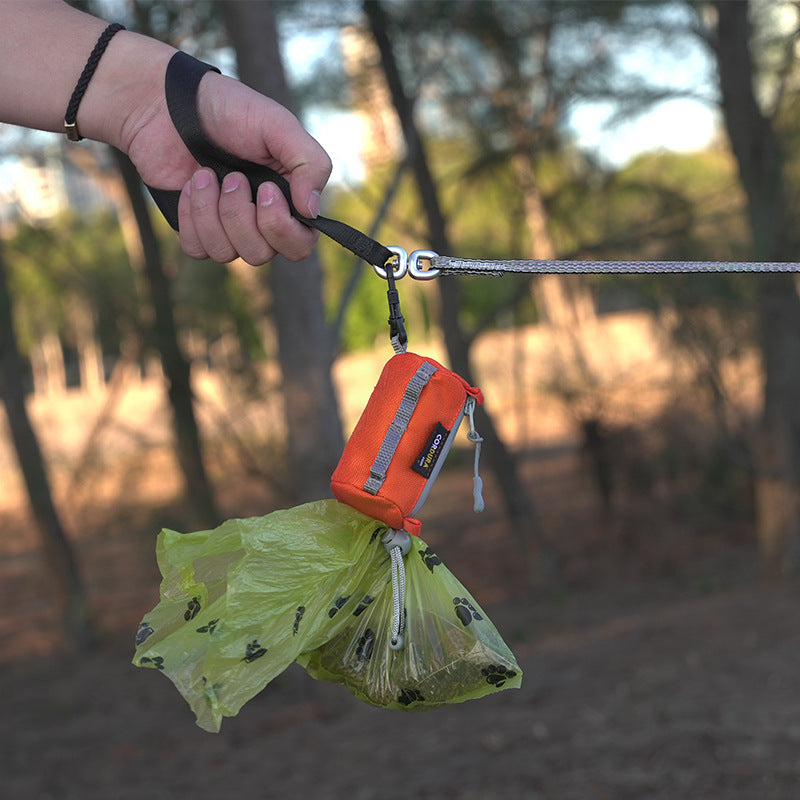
[408,395,485,519]
[464,396,484,513]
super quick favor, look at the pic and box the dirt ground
[4,576,800,800]
[4,453,799,800]
[2,324,799,799]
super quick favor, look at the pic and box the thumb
[198,73,332,218]
[287,150,332,220]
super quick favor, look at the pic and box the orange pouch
[331,352,483,535]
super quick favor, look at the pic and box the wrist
[64,23,125,141]
[76,29,176,152]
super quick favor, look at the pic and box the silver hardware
[373,247,443,280]
[373,246,408,280]
[408,249,440,280]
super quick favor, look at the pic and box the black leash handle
[146,52,395,271]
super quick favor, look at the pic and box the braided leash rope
[430,256,800,276]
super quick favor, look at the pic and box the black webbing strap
[145,52,395,271]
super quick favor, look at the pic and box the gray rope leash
[372,249,800,343]
[430,256,800,276]
[373,249,800,281]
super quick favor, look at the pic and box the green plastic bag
[297,532,521,709]
[133,499,521,732]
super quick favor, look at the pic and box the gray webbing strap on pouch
[363,361,438,495]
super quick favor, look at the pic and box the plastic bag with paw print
[297,530,521,710]
[133,499,521,731]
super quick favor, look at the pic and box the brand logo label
[412,422,450,478]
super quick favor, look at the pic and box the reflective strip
[363,361,438,495]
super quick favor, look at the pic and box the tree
[363,0,557,582]
[414,0,800,573]
[113,149,220,529]
[73,0,226,529]
[0,242,94,646]
[220,0,345,502]
[410,0,598,325]
[710,0,800,572]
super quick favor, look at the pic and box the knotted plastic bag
[133,499,521,732]
[297,532,520,710]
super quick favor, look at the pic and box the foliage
[325,126,755,350]
[172,256,266,363]
[87,0,226,51]
[5,0,800,370]
[5,211,133,355]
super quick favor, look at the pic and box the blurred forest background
[3,1,800,798]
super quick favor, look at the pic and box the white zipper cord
[388,544,406,649]
[381,529,411,650]
[465,397,485,513]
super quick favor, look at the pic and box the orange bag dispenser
[331,352,484,535]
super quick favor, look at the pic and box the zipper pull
[465,397,484,513]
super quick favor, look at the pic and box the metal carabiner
[372,247,441,281]
[373,246,408,280]
[408,249,440,280]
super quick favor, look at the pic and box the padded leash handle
[146,52,395,270]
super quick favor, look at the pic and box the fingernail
[193,170,212,190]
[258,183,277,207]
[307,190,321,218]
[222,173,241,193]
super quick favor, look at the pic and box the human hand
[123,67,332,266]
[0,5,331,266]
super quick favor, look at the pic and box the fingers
[173,74,333,264]
[218,172,275,265]
[255,182,320,261]
[177,169,319,265]
[178,169,237,263]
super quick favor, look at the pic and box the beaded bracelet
[64,22,126,142]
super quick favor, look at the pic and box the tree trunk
[112,149,220,529]
[31,328,66,397]
[221,0,344,503]
[69,294,105,393]
[364,0,557,583]
[713,0,800,572]
[0,244,94,646]
[511,150,594,328]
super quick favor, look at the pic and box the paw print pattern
[481,664,517,688]
[135,621,154,646]
[184,597,201,621]
[356,628,375,662]
[140,655,164,671]
[196,618,219,634]
[454,597,483,626]
[242,639,268,662]
[397,687,424,706]
[419,546,442,572]
[328,595,351,618]
[293,606,306,635]
[353,595,374,617]
[201,676,222,704]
